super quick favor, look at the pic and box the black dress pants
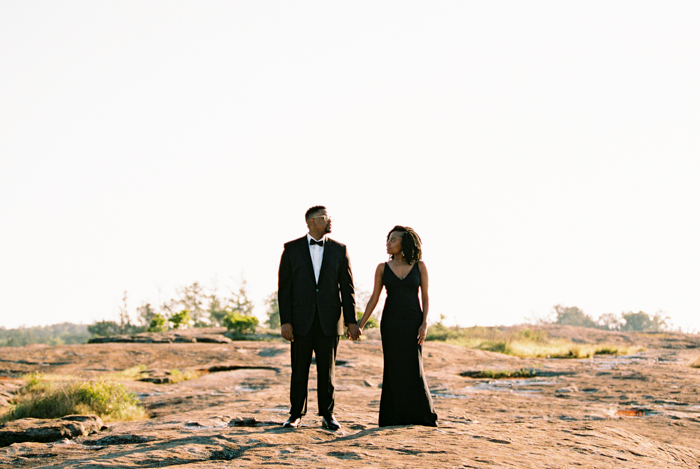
[289,311,339,418]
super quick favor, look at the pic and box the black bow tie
[310,239,324,247]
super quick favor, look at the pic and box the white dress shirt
[307,233,325,283]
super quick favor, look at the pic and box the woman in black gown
[356,226,438,427]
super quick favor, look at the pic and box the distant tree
[176,282,208,326]
[169,310,193,330]
[597,313,622,330]
[264,291,280,329]
[148,314,168,332]
[224,280,254,316]
[355,289,371,312]
[118,291,132,334]
[159,298,178,318]
[136,302,157,328]
[87,320,122,337]
[620,311,669,332]
[106,279,254,331]
[552,305,598,328]
[206,293,228,327]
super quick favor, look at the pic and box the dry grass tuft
[1,372,147,423]
[460,368,538,379]
[113,364,148,380]
[167,369,201,383]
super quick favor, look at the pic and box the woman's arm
[417,261,429,345]
[358,264,385,330]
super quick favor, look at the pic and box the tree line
[545,304,670,332]
[86,281,282,337]
[87,282,371,337]
[0,295,676,348]
[0,323,90,347]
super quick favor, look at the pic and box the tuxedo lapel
[318,238,334,283]
[297,236,316,283]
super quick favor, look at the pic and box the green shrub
[3,376,147,423]
[87,320,122,337]
[426,323,462,341]
[148,314,168,332]
[24,372,48,392]
[223,312,259,334]
[169,310,193,330]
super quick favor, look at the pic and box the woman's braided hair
[387,225,422,264]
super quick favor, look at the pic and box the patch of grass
[460,368,538,379]
[112,364,148,380]
[22,371,79,385]
[109,366,200,384]
[2,374,147,423]
[224,331,281,341]
[23,371,50,391]
[426,325,640,358]
[501,340,638,359]
[593,346,624,355]
[167,369,200,383]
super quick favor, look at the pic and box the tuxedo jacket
[278,236,357,337]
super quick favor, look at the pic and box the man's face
[310,210,332,234]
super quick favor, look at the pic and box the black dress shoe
[321,415,341,431]
[283,416,302,428]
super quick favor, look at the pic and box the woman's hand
[346,323,361,341]
[417,322,428,345]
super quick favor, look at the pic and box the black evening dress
[378,262,438,427]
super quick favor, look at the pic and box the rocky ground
[1,326,700,468]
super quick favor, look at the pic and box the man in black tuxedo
[278,205,360,430]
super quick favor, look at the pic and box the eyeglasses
[312,215,331,222]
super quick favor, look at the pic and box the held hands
[281,323,294,342]
[283,323,362,342]
[417,322,428,345]
[346,323,362,341]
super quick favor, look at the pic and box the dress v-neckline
[385,262,416,281]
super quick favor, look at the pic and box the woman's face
[386,231,404,256]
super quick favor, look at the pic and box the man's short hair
[305,205,327,222]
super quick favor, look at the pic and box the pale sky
[2,2,699,332]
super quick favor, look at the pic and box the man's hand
[281,323,294,342]
[346,323,361,341]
